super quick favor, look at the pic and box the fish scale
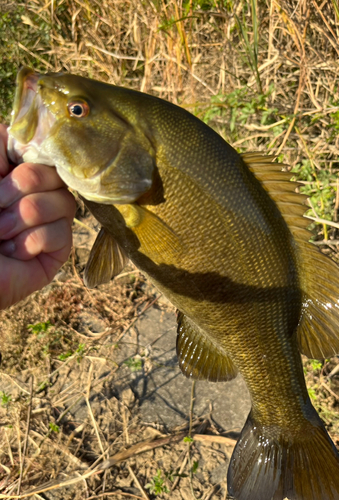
[8,67,339,500]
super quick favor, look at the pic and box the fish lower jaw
[55,166,134,205]
[7,135,55,166]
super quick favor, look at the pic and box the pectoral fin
[117,204,184,261]
[176,312,238,382]
[84,227,129,288]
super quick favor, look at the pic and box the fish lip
[11,67,40,126]
[8,67,56,165]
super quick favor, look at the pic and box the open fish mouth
[7,68,156,205]
[8,67,56,166]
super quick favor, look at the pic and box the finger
[0,218,72,267]
[0,162,66,209]
[0,189,76,240]
[0,124,9,178]
[0,221,72,309]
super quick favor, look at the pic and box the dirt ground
[0,208,338,500]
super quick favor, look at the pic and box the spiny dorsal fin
[116,204,184,262]
[177,312,238,382]
[242,152,339,359]
[84,227,129,288]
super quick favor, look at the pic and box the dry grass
[1,0,339,498]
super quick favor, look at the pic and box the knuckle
[16,163,46,191]
[19,195,41,223]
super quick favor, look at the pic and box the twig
[203,484,220,500]
[187,381,199,500]
[86,42,146,61]
[17,43,54,68]
[127,465,150,500]
[122,404,130,446]
[328,364,339,379]
[88,492,145,500]
[85,363,106,457]
[305,215,339,230]
[73,217,98,235]
[321,381,339,402]
[99,431,188,470]
[17,376,33,494]
[193,434,236,446]
[311,240,339,246]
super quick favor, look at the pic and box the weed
[310,360,323,372]
[292,160,337,232]
[49,422,60,433]
[308,387,317,401]
[0,391,12,407]
[145,469,170,495]
[58,342,86,362]
[183,435,194,443]
[191,460,199,474]
[37,380,51,393]
[75,343,86,362]
[201,85,279,140]
[235,0,262,94]
[27,320,51,336]
[124,356,143,372]
[58,350,73,361]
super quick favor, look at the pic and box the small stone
[77,312,107,334]
[121,387,135,407]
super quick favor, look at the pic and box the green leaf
[183,435,194,443]
[49,422,60,433]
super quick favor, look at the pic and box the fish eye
[68,101,90,118]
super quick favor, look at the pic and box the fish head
[8,67,156,204]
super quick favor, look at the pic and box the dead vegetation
[0,0,339,498]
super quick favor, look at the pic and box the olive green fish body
[8,69,339,500]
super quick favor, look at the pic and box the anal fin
[176,312,238,382]
[84,227,129,288]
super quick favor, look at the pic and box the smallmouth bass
[8,67,339,500]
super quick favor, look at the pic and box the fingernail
[0,211,16,237]
[0,239,16,257]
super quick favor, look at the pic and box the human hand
[0,124,76,309]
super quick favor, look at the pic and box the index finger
[0,124,9,178]
[0,162,65,209]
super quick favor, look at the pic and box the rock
[114,306,251,432]
[77,312,107,334]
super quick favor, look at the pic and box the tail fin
[228,410,339,500]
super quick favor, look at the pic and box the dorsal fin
[241,152,308,223]
[84,227,129,288]
[176,312,238,381]
[242,152,339,359]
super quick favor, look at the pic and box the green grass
[0,3,54,122]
